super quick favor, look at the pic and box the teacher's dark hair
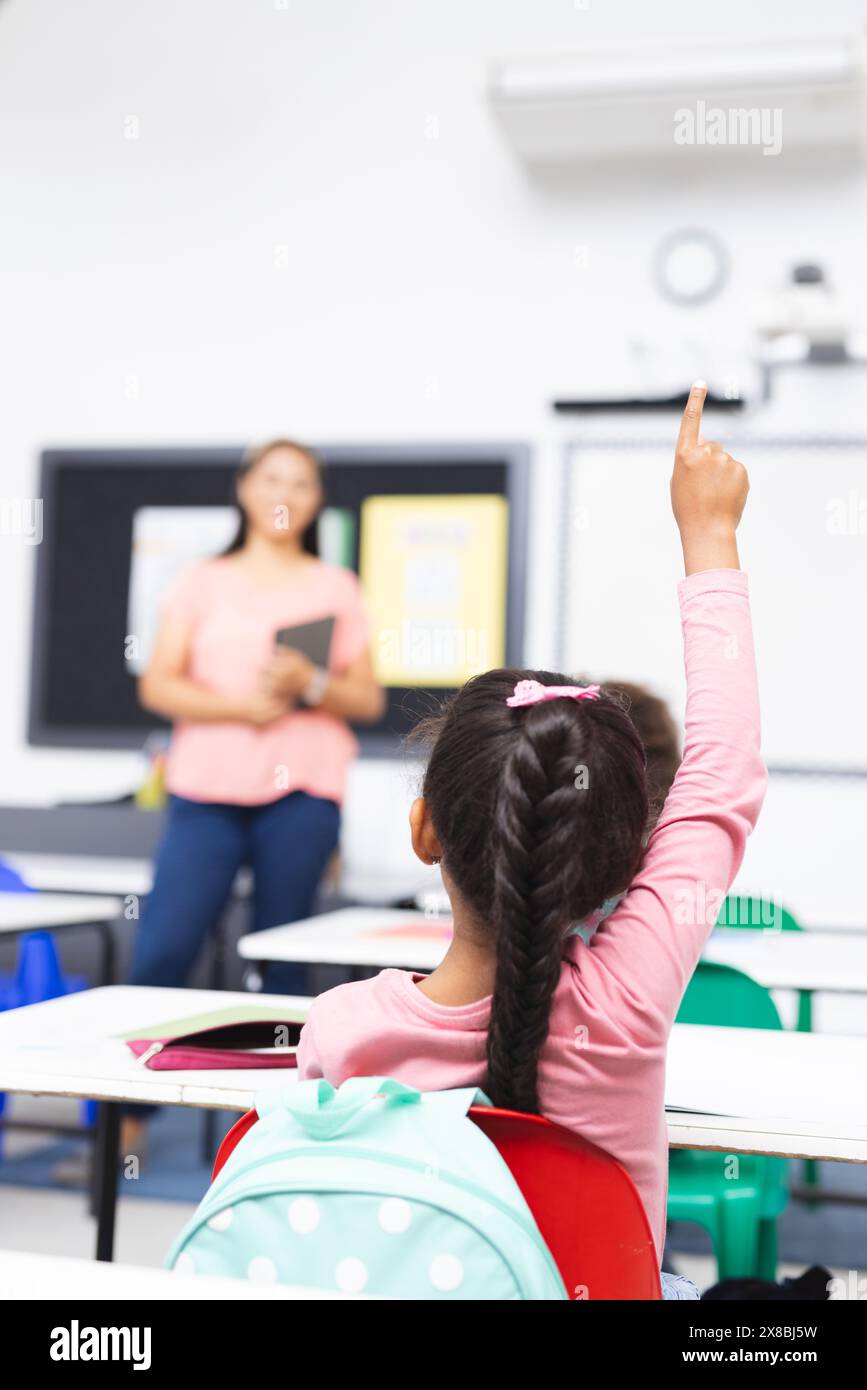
[410,670,649,1115]
[222,437,324,557]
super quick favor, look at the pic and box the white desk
[239,907,867,998]
[238,907,447,971]
[2,984,867,1160]
[3,852,253,902]
[0,1248,366,1300]
[0,986,310,1264]
[0,985,308,1112]
[0,862,249,1036]
[665,1024,867,1165]
[703,928,867,995]
[0,891,124,986]
[0,893,123,932]
[3,853,153,898]
[3,986,867,1265]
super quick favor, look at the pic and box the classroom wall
[1,0,866,908]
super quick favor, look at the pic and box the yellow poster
[359,494,508,687]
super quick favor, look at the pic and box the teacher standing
[130,437,384,1001]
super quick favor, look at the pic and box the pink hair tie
[506,679,601,709]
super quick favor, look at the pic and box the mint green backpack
[165,1077,568,1300]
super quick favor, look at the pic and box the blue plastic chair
[0,930,89,1009]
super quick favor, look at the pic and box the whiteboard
[565,439,867,772]
[731,775,867,930]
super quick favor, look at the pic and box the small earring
[431,855,441,865]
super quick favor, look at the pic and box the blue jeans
[661,1272,700,1300]
[130,789,341,997]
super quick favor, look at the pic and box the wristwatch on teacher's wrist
[299,664,330,708]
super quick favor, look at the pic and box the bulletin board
[359,494,508,687]
[29,443,529,750]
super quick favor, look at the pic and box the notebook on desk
[114,1004,309,1041]
[118,1005,309,1072]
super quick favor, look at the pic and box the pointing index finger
[677,379,708,452]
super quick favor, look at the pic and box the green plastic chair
[715,895,818,1193]
[667,960,789,1281]
[716,895,813,1033]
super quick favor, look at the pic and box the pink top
[162,558,371,806]
[297,569,767,1259]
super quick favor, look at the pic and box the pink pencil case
[126,1019,303,1071]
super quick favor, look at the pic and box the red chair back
[212,1104,660,1300]
[213,1108,258,1177]
[468,1107,661,1299]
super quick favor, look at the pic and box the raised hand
[671,381,749,575]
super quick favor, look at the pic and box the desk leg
[211,911,227,993]
[93,1101,120,1261]
[91,919,117,988]
[201,915,228,1165]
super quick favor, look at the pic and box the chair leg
[795,993,820,1197]
[757,1218,778,1282]
[716,1198,761,1281]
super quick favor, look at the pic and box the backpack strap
[254,1077,491,1140]
[256,1076,419,1139]
[421,1087,492,1121]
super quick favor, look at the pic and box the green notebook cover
[115,1002,309,1042]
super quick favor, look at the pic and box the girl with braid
[297,383,766,1297]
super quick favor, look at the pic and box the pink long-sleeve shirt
[297,569,767,1259]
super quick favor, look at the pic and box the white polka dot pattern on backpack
[429,1254,464,1292]
[335,1257,369,1293]
[247,1256,278,1284]
[377,1197,412,1234]
[207,1208,233,1232]
[288,1197,320,1234]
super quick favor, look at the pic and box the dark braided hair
[413,669,649,1115]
